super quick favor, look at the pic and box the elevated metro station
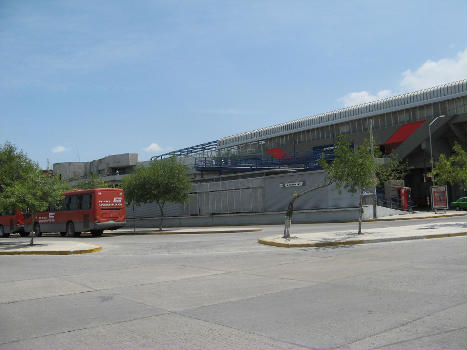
[154,80,466,213]
[55,81,467,226]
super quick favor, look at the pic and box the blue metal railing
[194,150,336,172]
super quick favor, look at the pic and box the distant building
[53,153,138,186]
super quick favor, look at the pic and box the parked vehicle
[0,210,26,238]
[450,197,467,211]
[1,188,125,238]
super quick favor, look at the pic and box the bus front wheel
[91,229,103,237]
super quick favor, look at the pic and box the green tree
[375,153,410,188]
[0,166,68,245]
[0,142,36,193]
[122,157,192,230]
[74,172,106,189]
[433,142,467,189]
[320,135,379,234]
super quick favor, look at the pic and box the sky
[1,0,466,168]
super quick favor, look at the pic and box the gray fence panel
[264,171,359,212]
[126,201,184,219]
[128,171,361,218]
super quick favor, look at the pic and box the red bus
[0,210,26,238]
[23,188,126,237]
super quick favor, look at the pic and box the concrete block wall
[89,153,138,174]
[53,162,88,180]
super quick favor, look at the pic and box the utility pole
[370,119,377,219]
[428,114,447,212]
[429,115,446,185]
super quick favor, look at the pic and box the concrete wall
[263,171,358,211]
[126,207,362,228]
[53,162,88,180]
[54,153,138,180]
[362,205,406,219]
[89,153,138,175]
[126,170,360,222]
[125,205,405,228]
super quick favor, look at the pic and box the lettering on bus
[98,197,123,207]
[38,212,56,223]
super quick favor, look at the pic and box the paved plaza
[0,216,465,349]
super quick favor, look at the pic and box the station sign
[280,181,305,188]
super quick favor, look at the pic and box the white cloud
[338,49,467,107]
[143,143,164,152]
[51,145,68,153]
[400,49,467,90]
[339,89,392,107]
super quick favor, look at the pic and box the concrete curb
[112,228,263,235]
[258,231,467,248]
[0,246,102,256]
[364,213,467,222]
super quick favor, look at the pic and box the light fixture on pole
[428,115,446,184]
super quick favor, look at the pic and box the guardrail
[194,151,335,172]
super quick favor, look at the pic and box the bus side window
[65,196,72,210]
[56,198,66,211]
[82,194,92,210]
[70,195,81,210]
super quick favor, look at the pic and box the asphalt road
[1,217,465,349]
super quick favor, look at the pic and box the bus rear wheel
[59,232,66,237]
[66,222,81,237]
[34,223,42,237]
[91,229,103,237]
[19,231,30,237]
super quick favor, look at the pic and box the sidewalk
[112,227,263,235]
[365,209,467,222]
[259,212,467,248]
[0,240,102,255]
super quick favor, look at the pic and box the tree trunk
[282,199,296,239]
[282,181,332,239]
[29,212,36,246]
[156,201,164,231]
[133,204,136,233]
[358,189,363,235]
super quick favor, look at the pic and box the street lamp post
[428,114,447,212]
[428,115,446,185]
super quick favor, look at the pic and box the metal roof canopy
[218,80,467,149]
[151,140,218,160]
[150,80,466,159]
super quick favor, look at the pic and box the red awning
[384,120,425,145]
[383,120,425,153]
